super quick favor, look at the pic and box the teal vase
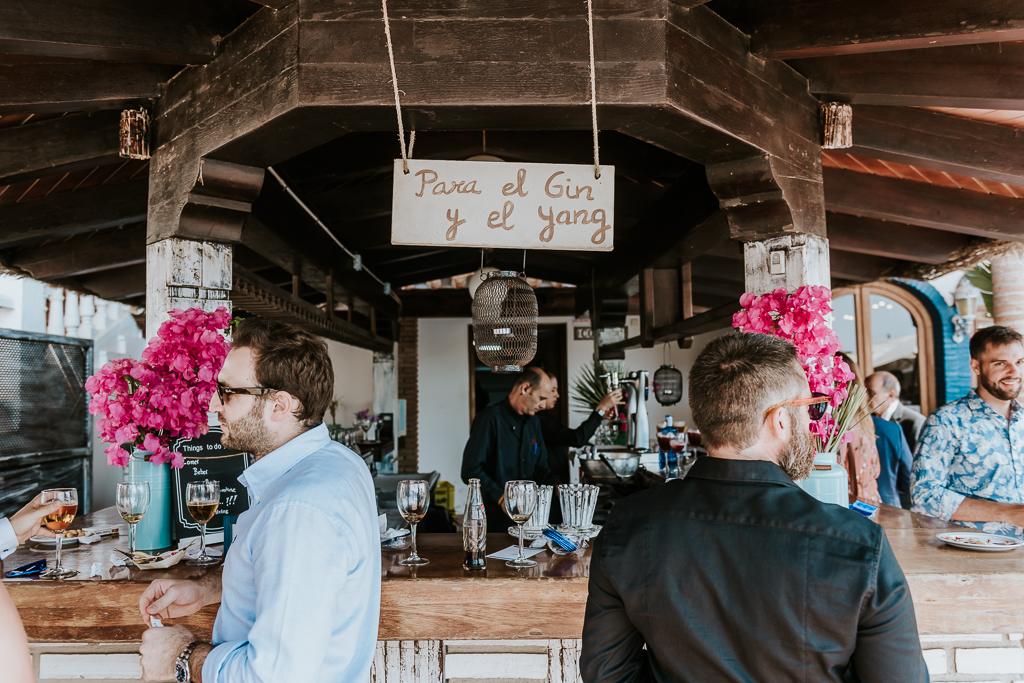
[129,452,172,551]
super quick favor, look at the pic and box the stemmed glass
[186,480,220,566]
[38,488,78,579]
[397,480,430,567]
[503,480,538,569]
[116,481,151,558]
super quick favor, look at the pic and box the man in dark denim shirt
[581,332,927,683]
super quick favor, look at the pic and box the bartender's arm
[461,413,504,504]
[912,416,1024,526]
[543,390,622,448]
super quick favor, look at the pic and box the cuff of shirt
[0,516,18,560]
[202,640,243,683]
[929,488,969,521]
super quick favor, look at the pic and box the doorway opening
[468,324,568,425]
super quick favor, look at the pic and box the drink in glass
[116,481,151,557]
[186,480,220,566]
[397,479,430,566]
[39,488,78,579]
[503,480,538,569]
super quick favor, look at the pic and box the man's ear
[268,391,294,422]
[765,405,790,441]
[970,357,981,376]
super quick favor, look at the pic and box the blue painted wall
[892,279,972,408]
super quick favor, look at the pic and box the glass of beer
[186,480,220,566]
[115,481,151,557]
[39,488,78,579]
[397,479,430,567]
[503,480,538,569]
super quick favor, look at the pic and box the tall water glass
[116,481,151,557]
[39,488,78,579]
[503,480,538,568]
[186,480,220,566]
[397,480,430,566]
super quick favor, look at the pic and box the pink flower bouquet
[86,307,232,469]
[732,286,857,451]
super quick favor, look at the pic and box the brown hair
[231,317,334,428]
[970,325,1024,360]
[688,332,806,451]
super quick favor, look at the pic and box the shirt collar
[685,456,802,490]
[238,423,331,500]
[501,398,529,424]
[966,389,1024,422]
[882,399,900,422]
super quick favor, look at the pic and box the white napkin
[79,534,102,545]
[381,528,410,541]
[486,545,545,561]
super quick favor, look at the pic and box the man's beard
[221,398,275,460]
[980,371,1022,401]
[777,406,818,481]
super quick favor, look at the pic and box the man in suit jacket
[581,332,927,683]
[867,371,926,453]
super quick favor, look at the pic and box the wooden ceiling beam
[0,56,175,115]
[715,0,1024,59]
[792,42,1024,109]
[7,224,146,280]
[0,0,254,65]
[829,249,900,283]
[0,178,148,248]
[824,167,1024,243]
[0,111,122,185]
[77,263,146,301]
[825,212,973,264]
[849,105,1024,187]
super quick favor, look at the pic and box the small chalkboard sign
[170,426,251,545]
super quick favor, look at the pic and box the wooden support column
[145,238,232,338]
[743,234,831,296]
[991,245,1024,333]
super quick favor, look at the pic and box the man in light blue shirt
[138,319,381,683]
[912,325,1024,538]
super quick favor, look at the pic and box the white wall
[0,274,47,333]
[417,315,724,510]
[325,339,375,426]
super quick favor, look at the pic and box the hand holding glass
[397,480,430,566]
[39,488,78,579]
[503,480,538,568]
[186,480,220,566]
[116,481,151,557]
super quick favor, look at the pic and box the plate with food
[936,532,1024,552]
[29,529,84,546]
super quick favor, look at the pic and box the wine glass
[503,480,538,569]
[116,481,151,558]
[38,488,78,579]
[186,480,220,566]
[397,480,430,566]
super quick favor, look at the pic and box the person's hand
[139,579,210,624]
[596,389,624,418]
[9,493,64,544]
[140,624,193,681]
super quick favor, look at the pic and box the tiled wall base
[26,634,1024,682]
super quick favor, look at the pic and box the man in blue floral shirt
[912,325,1024,538]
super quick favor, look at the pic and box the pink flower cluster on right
[732,286,856,446]
[86,307,232,469]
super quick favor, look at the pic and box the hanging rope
[381,0,410,174]
[586,0,601,179]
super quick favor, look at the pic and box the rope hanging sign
[382,0,614,252]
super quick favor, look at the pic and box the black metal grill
[0,329,92,517]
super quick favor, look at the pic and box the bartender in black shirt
[461,367,561,532]
[539,375,621,484]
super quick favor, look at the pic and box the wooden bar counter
[5,505,1024,643]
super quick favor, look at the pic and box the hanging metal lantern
[472,271,538,373]
[653,364,683,406]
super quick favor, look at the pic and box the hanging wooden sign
[391,159,615,251]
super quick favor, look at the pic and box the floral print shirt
[911,390,1024,538]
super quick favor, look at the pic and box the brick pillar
[991,245,1024,333]
[397,318,419,473]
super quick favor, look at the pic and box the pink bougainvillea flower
[86,306,232,469]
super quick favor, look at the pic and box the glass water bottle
[463,479,487,570]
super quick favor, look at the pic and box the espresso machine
[623,370,651,451]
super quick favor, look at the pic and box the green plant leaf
[965,262,994,318]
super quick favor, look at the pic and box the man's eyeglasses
[216,385,277,404]
[762,392,830,422]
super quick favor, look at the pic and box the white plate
[936,532,1024,552]
[29,535,79,547]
